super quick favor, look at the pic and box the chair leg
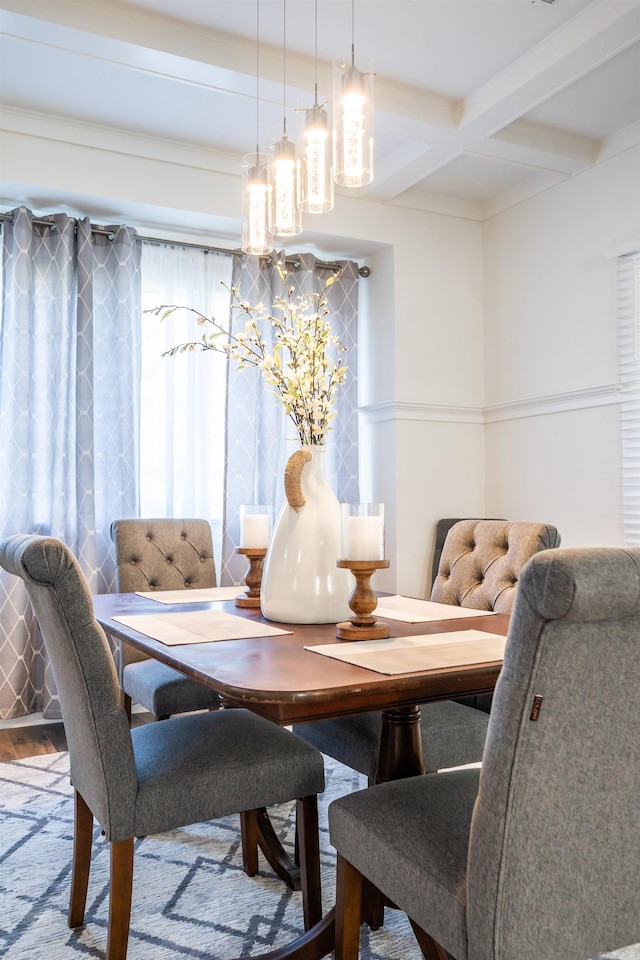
[107,838,134,960]
[296,795,322,930]
[68,790,93,928]
[361,876,385,930]
[240,809,259,877]
[335,853,363,960]
[409,918,455,960]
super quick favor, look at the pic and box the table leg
[229,705,426,960]
[376,704,425,782]
[256,807,302,890]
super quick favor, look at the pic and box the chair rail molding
[359,401,484,424]
[359,383,619,426]
[483,382,619,423]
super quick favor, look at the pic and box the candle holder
[235,547,267,607]
[335,558,390,641]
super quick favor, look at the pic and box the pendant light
[333,0,374,188]
[269,0,302,237]
[241,0,273,255]
[298,0,334,214]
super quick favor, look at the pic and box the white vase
[261,446,351,624]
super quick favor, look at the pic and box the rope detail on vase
[284,449,313,511]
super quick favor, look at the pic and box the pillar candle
[343,516,384,560]
[240,513,270,548]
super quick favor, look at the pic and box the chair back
[430,518,506,587]
[111,518,216,592]
[0,535,137,838]
[431,519,560,613]
[467,547,640,959]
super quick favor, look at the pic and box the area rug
[0,752,637,960]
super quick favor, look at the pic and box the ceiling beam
[363,0,640,200]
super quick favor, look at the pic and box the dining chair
[294,520,560,782]
[329,546,640,960]
[0,534,326,960]
[110,518,221,721]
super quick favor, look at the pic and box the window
[617,250,640,545]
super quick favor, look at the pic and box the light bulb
[269,138,302,237]
[299,105,334,213]
[241,154,273,255]
[333,62,374,188]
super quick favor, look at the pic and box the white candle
[343,515,384,560]
[240,513,270,548]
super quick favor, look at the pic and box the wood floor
[0,713,154,762]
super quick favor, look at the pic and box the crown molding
[360,383,619,426]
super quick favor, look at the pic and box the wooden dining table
[94,591,509,960]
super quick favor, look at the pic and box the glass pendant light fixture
[298,0,334,214]
[241,0,273,255]
[269,0,302,237]
[333,0,374,188]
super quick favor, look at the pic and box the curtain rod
[0,212,371,277]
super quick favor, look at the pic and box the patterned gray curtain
[0,207,141,719]
[221,252,360,585]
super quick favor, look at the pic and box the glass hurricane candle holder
[337,503,389,640]
[236,505,271,608]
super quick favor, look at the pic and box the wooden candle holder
[335,558,390,641]
[235,547,267,607]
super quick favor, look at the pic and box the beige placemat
[305,629,506,675]
[374,596,497,623]
[113,610,292,645]
[135,587,241,604]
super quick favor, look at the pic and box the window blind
[618,250,640,545]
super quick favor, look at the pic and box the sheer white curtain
[139,242,232,563]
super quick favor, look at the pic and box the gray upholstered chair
[430,519,560,612]
[294,520,560,780]
[110,518,221,720]
[330,547,640,960]
[0,535,325,960]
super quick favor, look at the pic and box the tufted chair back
[111,518,217,674]
[431,519,560,614]
[111,518,216,593]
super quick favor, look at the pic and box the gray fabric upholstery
[0,535,325,845]
[297,700,489,780]
[430,519,560,613]
[111,518,217,595]
[329,547,640,960]
[110,518,220,715]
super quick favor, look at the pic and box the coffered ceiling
[1,0,639,223]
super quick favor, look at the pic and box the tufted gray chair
[330,547,640,960]
[110,518,221,721]
[0,535,325,960]
[294,519,560,786]
[431,519,560,612]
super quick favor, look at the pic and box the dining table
[94,589,509,960]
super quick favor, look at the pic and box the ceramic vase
[260,446,351,623]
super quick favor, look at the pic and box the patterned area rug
[0,752,638,960]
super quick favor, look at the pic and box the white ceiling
[1,0,639,223]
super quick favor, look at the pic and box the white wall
[483,143,640,548]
